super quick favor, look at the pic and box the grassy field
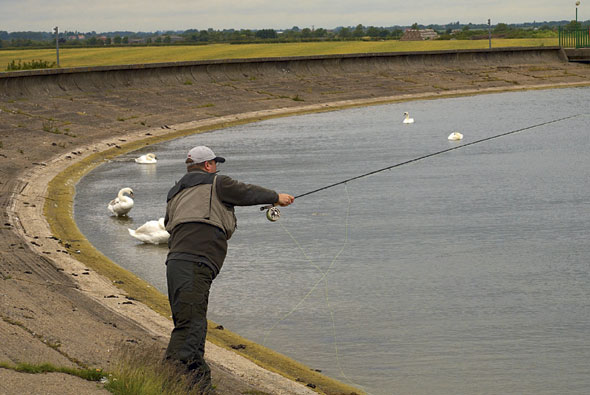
[0,38,559,70]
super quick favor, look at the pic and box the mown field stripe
[1,38,558,69]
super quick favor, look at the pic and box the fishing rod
[261,114,582,221]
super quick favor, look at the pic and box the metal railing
[559,26,590,48]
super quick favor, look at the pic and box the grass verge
[103,343,204,395]
[0,361,104,381]
[0,346,203,395]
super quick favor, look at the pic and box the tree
[241,29,254,40]
[163,35,171,43]
[338,27,351,39]
[255,29,277,39]
[366,26,380,37]
[113,35,122,44]
[122,36,129,44]
[493,23,510,33]
[411,23,419,30]
[197,30,208,42]
[312,28,327,38]
[378,28,389,38]
[353,24,365,37]
[564,20,582,30]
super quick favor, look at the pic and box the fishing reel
[260,205,281,222]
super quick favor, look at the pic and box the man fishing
[163,145,294,393]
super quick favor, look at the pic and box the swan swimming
[447,132,464,141]
[135,153,157,164]
[403,112,414,124]
[128,218,169,245]
[108,187,134,216]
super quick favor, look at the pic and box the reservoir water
[75,87,590,395]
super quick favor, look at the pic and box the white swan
[107,187,134,216]
[403,112,414,124]
[447,132,464,141]
[135,153,157,164]
[128,218,169,245]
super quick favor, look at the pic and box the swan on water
[447,132,464,141]
[107,187,134,216]
[128,218,169,245]
[403,112,414,124]
[135,153,157,164]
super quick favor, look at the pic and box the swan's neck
[118,190,131,200]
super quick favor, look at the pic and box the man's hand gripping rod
[260,193,295,221]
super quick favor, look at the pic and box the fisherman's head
[186,145,225,173]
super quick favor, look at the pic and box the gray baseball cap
[186,146,226,163]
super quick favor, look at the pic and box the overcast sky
[0,1,583,32]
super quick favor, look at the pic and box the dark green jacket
[165,170,278,275]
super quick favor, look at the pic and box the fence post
[54,26,60,67]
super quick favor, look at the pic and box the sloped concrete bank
[1,49,589,394]
[0,47,570,96]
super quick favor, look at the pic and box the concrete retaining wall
[0,47,567,97]
[563,48,590,62]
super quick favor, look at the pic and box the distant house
[128,38,146,44]
[400,29,439,41]
[66,34,86,40]
[169,35,184,43]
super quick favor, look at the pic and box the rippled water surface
[75,87,590,394]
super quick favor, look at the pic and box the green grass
[0,345,203,395]
[6,58,56,71]
[0,39,558,69]
[0,362,104,381]
[42,119,61,134]
[103,343,204,395]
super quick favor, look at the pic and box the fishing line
[262,184,365,390]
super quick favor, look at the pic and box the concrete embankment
[0,47,589,394]
[0,47,571,96]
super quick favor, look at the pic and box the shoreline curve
[2,50,589,394]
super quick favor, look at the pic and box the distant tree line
[0,20,587,50]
